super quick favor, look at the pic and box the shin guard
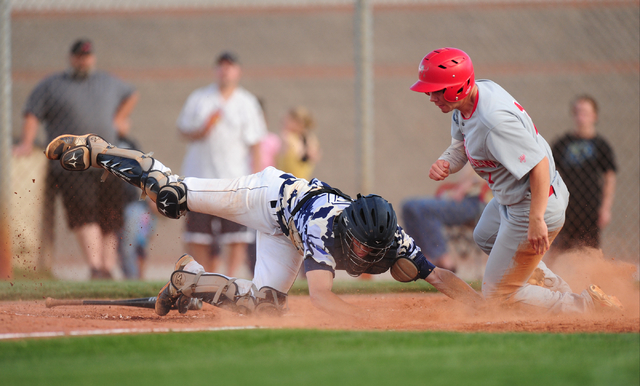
[169,271,288,316]
[51,134,188,219]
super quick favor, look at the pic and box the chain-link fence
[4,0,639,280]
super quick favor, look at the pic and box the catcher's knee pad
[156,182,188,219]
[254,286,288,316]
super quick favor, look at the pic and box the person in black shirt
[551,95,617,251]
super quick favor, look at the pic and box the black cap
[216,51,239,65]
[70,39,93,55]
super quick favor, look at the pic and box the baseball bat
[45,297,203,310]
[46,297,157,309]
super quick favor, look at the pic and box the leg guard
[170,271,288,316]
[47,134,188,219]
[253,286,288,316]
[171,271,253,314]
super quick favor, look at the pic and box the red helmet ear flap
[443,70,475,102]
[410,47,475,102]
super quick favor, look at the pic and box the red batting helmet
[410,47,475,102]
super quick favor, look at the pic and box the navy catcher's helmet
[335,194,398,276]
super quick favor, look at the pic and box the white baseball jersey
[450,80,556,205]
[177,84,267,179]
[183,167,434,293]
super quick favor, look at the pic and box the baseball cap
[216,51,239,65]
[70,39,93,55]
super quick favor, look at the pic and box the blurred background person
[12,38,139,280]
[550,94,617,255]
[402,164,492,272]
[116,135,157,280]
[275,106,321,280]
[255,97,282,172]
[176,51,267,277]
[276,106,321,181]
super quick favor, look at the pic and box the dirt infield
[2,250,639,338]
[1,291,638,338]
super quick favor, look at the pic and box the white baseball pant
[180,167,303,295]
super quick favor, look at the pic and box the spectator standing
[176,51,267,276]
[13,38,139,279]
[402,164,492,272]
[116,135,157,280]
[276,106,321,181]
[255,97,282,172]
[551,95,617,251]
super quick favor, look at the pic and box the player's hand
[528,218,549,255]
[202,110,221,133]
[598,208,611,228]
[114,116,131,136]
[429,159,451,181]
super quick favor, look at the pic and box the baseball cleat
[188,297,203,311]
[155,254,196,316]
[587,284,623,311]
[155,281,177,316]
[175,295,202,314]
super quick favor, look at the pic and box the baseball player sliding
[410,47,623,313]
[44,134,483,318]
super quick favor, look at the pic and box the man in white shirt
[176,51,267,277]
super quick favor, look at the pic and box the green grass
[0,279,166,301]
[0,277,483,301]
[0,329,637,386]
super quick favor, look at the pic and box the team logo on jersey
[519,154,526,163]
[452,112,459,125]
[464,140,497,168]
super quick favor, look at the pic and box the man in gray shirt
[13,38,139,279]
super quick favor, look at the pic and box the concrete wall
[9,2,639,278]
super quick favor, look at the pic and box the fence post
[0,0,13,281]
[354,0,374,195]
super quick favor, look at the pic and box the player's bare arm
[598,170,616,228]
[113,91,139,137]
[527,157,551,254]
[179,109,221,141]
[306,269,365,319]
[12,113,39,157]
[250,142,263,173]
[425,267,484,309]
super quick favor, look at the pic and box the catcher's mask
[335,194,397,276]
